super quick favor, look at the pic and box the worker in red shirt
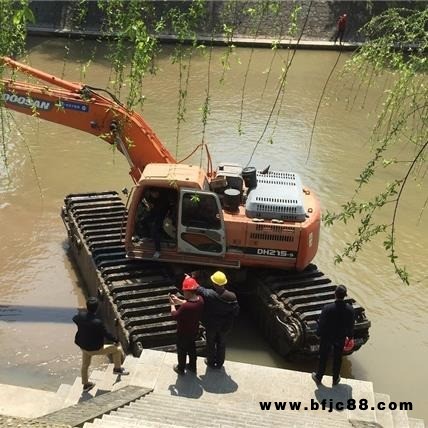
[334,14,348,44]
[169,275,204,375]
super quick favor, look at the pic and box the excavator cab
[125,164,229,267]
[127,187,227,262]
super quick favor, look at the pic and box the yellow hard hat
[210,271,227,286]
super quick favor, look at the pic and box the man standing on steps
[73,297,130,392]
[312,285,355,387]
[169,275,204,375]
[196,271,239,369]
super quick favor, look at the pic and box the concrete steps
[111,356,139,391]
[392,407,411,428]
[63,377,85,407]
[0,350,425,427]
[88,418,185,428]
[78,350,425,428]
[0,383,64,418]
[409,418,426,428]
[95,364,122,394]
[84,395,352,428]
[95,358,138,394]
[373,391,422,428]
[55,383,72,401]
[115,394,351,427]
[375,392,395,428]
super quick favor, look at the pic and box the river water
[0,37,427,421]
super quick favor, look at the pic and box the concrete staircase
[0,350,425,427]
[59,354,139,407]
[82,350,424,428]
[83,392,353,428]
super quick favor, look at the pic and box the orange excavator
[0,56,370,356]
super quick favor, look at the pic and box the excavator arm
[0,56,175,182]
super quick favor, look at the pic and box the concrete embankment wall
[28,1,425,43]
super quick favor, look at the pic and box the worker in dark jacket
[196,271,239,369]
[169,275,204,375]
[73,297,129,392]
[142,188,172,258]
[312,285,355,386]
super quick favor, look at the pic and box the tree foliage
[1,2,427,283]
[0,0,33,58]
[324,8,428,284]
[0,0,34,173]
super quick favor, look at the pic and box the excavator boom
[0,56,175,182]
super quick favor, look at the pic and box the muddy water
[0,37,427,420]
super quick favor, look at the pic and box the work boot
[83,382,95,392]
[173,364,185,375]
[186,364,197,374]
[113,367,130,376]
[311,372,322,386]
[204,358,218,369]
[332,375,341,386]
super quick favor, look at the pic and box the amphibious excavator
[0,56,370,357]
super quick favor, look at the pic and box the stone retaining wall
[28,1,426,43]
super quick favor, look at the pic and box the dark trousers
[206,326,228,368]
[177,333,197,371]
[316,337,345,381]
[144,211,164,251]
[334,28,345,44]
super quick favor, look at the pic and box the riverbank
[29,1,424,46]
[28,26,359,51]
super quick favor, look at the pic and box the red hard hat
[343,337,355,353]
[182,276,198,291]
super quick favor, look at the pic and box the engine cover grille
[245,171,306,222]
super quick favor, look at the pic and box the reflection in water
[0,37,427,420]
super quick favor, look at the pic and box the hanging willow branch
[0,0,34,177]
[306,48,343,162]
[97,0,164,109]
[324,7,428,283]
[388,140,428,284]
[266,2,302,145]
[0,107,10,180]
[261,1,290,99]
[200,35,214,168]
[219,0,240,84]
[168,1,206,157]
[238,1,269,136]
[246,1,313,165]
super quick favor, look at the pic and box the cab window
[181,192,221,230]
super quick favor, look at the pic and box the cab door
[177,189,226,257]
